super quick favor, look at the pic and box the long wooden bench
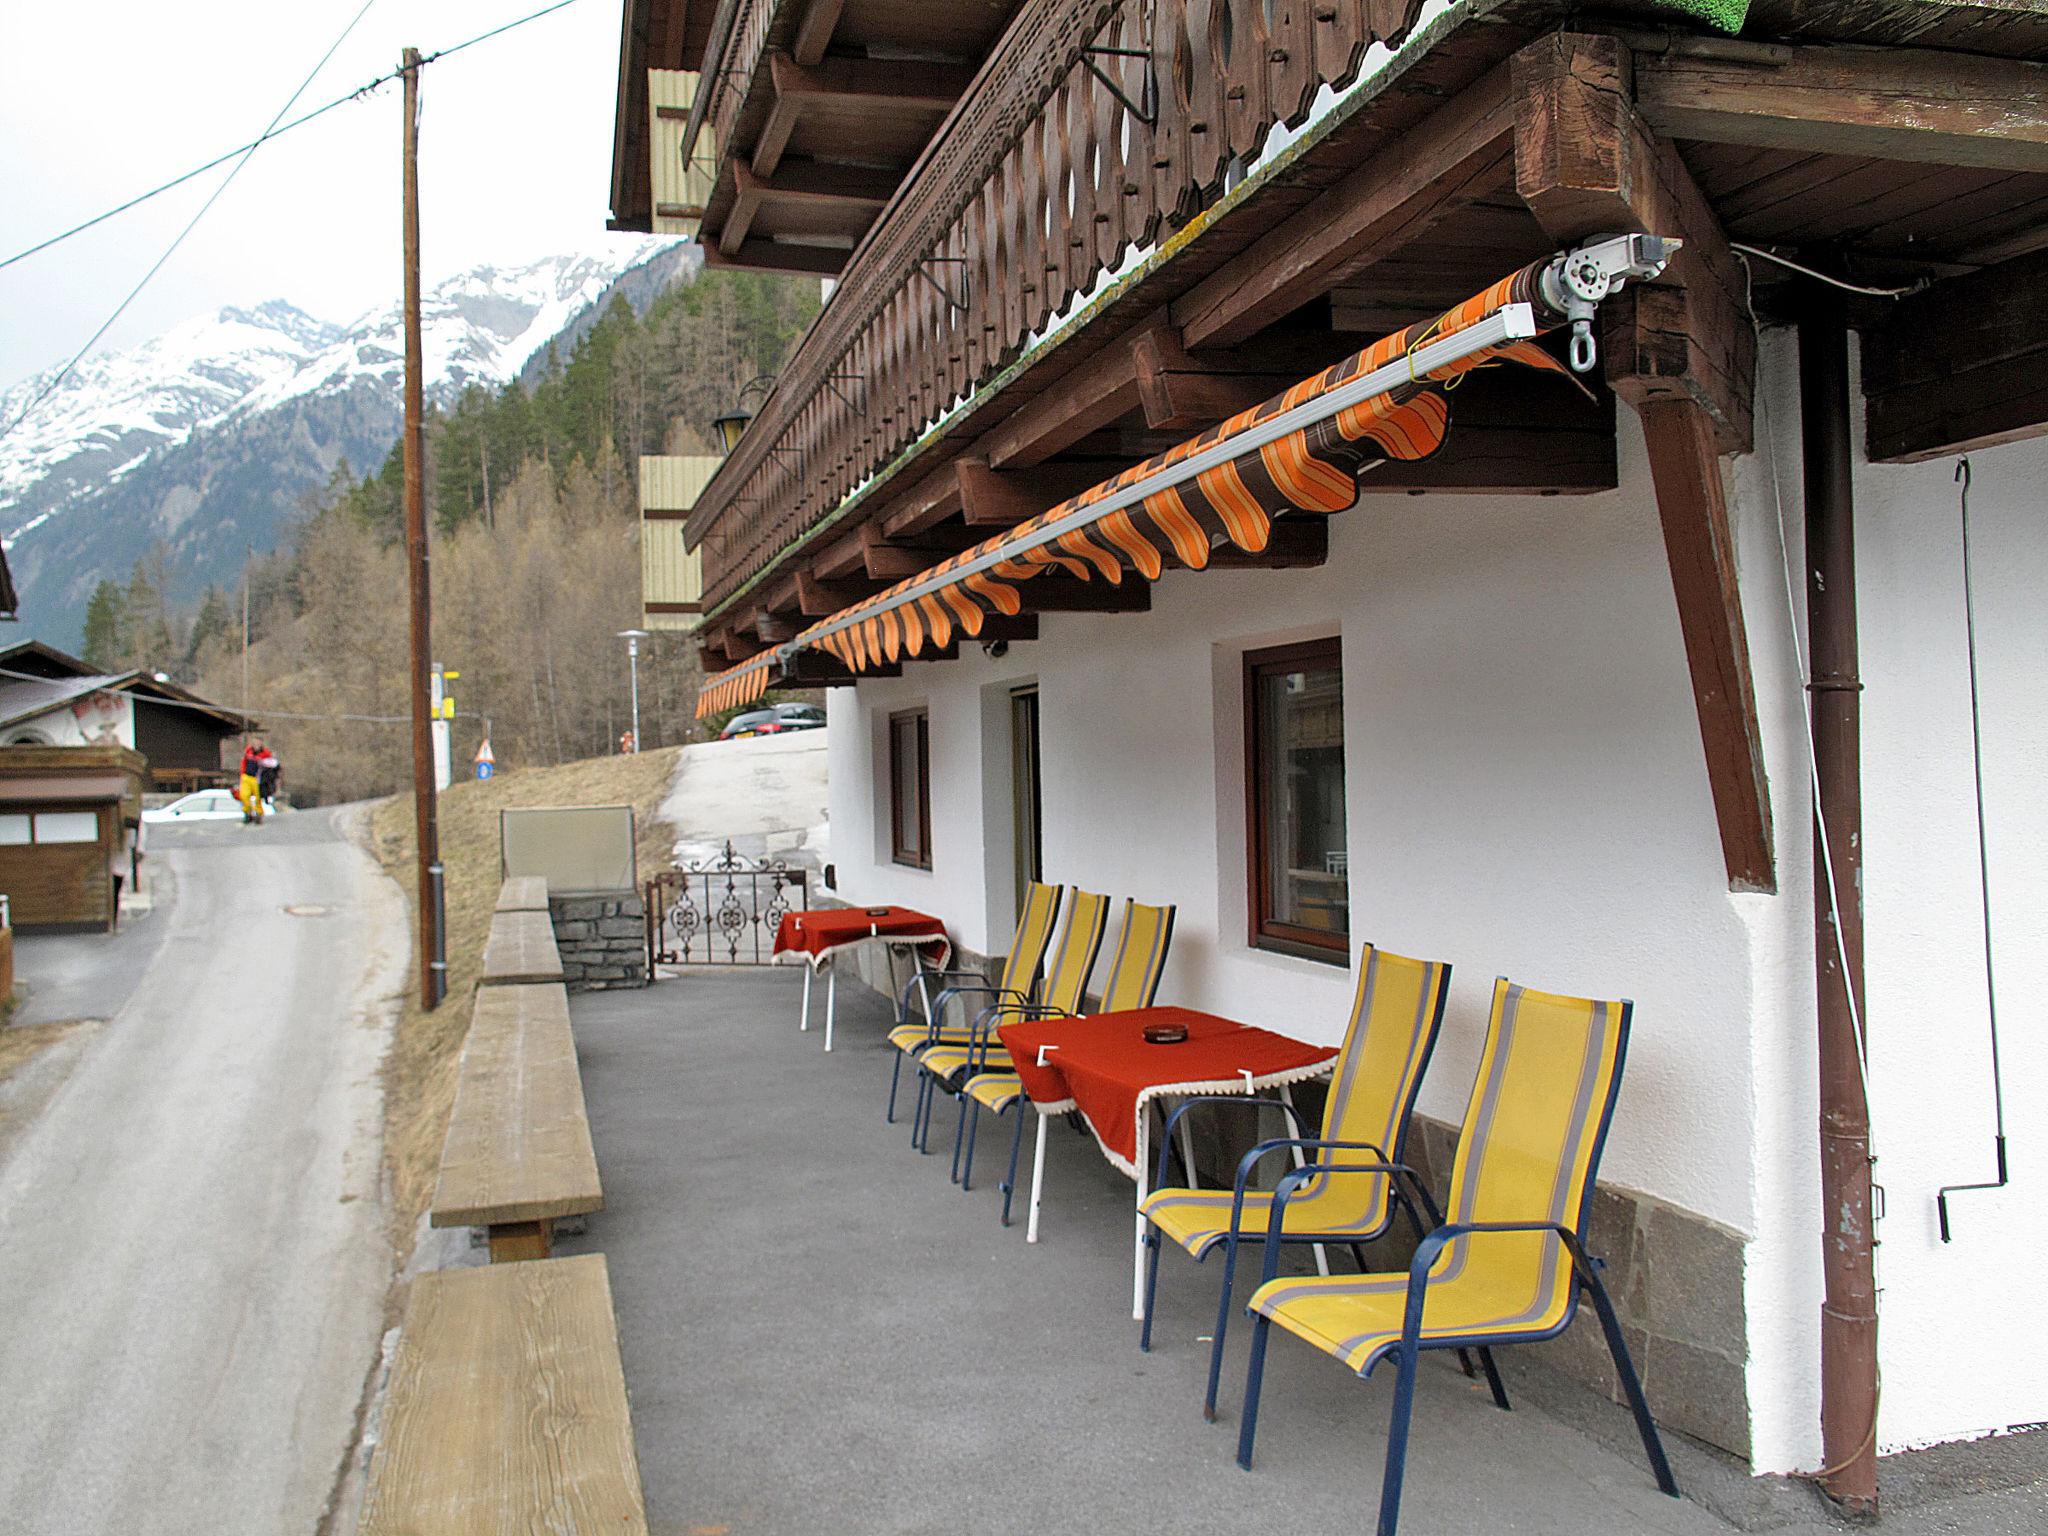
[432,983,602,1261]
[480,907,565,986]
[496,874,551,913]
[359,1253,648,1535]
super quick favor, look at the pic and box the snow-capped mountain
[0,238,693,646]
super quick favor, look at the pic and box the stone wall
[548,891,649,992]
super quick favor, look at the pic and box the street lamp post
[618,629,651,752]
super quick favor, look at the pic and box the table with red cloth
[771,906,950,1051]
[998,1006,1339,1316]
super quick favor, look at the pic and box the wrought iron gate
[647,841,808,966]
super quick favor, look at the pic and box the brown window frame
[889,708,932,870]
[1244,636,1348,964]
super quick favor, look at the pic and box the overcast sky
[0,0,635,388]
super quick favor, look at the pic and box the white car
[142,789,280,824]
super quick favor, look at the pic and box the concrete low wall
[549,892,649,992]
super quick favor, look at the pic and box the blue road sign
[476,761,494,780]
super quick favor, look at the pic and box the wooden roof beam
[790,0,845,67]
[723,162,890,255]
[1171,63,1516,351]
[1132,327,1302,431]
[955,458,1108,529]
[1864,247,2048,463]
[1633,35,2048,176]
[700,238,848,277]
[756,53,972,177]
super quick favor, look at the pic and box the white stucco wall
[822,334,2048,1468]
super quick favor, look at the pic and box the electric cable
[0,0,589,443]
[1728,243,1927,300]
[0,0,383,443]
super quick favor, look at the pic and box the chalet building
[0,641,254,792]
[613,0,2047,1502]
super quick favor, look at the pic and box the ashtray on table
[1142,1024,1189,1045]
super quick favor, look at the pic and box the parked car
[142,789,281,823]
[719,702,826,740]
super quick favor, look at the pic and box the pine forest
[75,267,820,805]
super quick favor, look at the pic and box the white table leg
[1133,1107,1152,1320]
[1278,1084,1329,1277]
[1026,1110,1050,1244]
[800,965,813,1033]
[1177,1114,1199,1189]
[825,962,837,1052]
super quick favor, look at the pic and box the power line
[1,0,382,441]
[0,0,589,442]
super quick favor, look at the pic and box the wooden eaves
[689,0,2048,894]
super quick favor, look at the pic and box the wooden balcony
[610,0,1023,270]
[680,0,2048,655]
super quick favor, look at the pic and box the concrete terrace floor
[558,969,2047,1536]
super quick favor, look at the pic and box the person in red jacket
[238,741,265,824]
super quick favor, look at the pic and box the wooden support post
[1513,31,1753,452]
[1637,400,1775,891]
[486,1221,552,1264]
[1515,30,1772,892]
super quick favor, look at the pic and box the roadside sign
[475,738,495,765]
[476,762,494,780]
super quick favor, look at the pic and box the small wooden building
[0,744,147,933]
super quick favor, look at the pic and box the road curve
[0,806,406,1536]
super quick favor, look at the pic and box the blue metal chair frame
[1232,1007,1680,1536]
[1138,1094,1454,1421]
[883,967,1024,1128]
[946,1000,1075,1191]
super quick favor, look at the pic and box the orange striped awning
[695,237,1676,717]
[698,649,781,718]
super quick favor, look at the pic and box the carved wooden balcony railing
[691,0,1435,614]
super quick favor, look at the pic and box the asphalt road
[0,806,407,1536]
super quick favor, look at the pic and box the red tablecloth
[773,906,949,965]
[999,1006,1338,1174]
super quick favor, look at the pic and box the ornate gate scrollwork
[647,841,808,967]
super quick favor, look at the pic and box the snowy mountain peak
[1,238,684,539]
[0,237,695,648]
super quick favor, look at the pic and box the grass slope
[365,745,684,1255]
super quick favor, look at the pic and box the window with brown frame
[889,708,932,869]
[1245,638,1348,962]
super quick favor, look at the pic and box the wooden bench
[480,907,565,986]
[496,874,551,913]
[359,1253,648,1535]
[432,983,602,1261]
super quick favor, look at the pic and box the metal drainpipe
[1799,292,1879,1514]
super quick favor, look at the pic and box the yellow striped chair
[969,899,1178,1223]
[885,880,1061,1134]
[1235,979,1678,1536]
[1138,943,1449,1421]
[923,888,1111,1182]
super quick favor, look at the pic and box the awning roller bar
[696,234,1677,714]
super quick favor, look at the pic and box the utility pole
[240,548,251,746]
[401,46,445,1011]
